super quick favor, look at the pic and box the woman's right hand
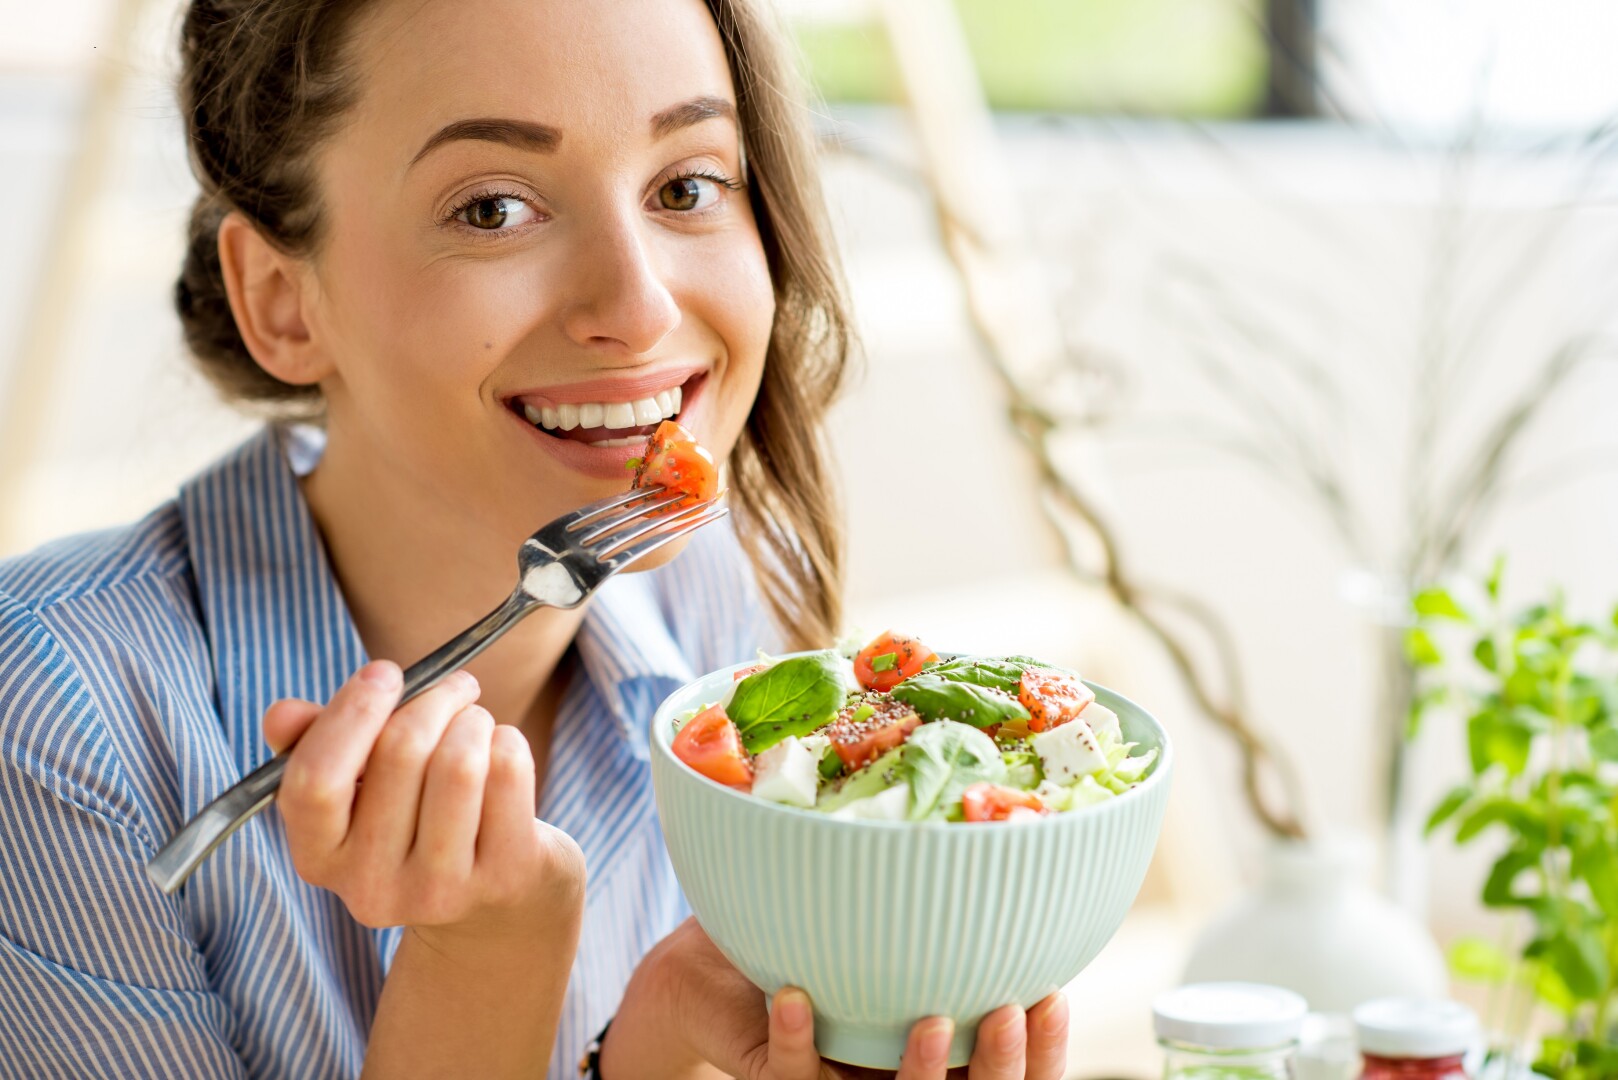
[262,659,584,944]
[265,660,586,1078]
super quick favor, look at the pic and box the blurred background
[4,1,1618,1076]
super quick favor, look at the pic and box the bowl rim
[648,650,1175,830]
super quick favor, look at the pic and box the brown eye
[465,197,510,229]
[453,194,536,231]
[660,178,704,211]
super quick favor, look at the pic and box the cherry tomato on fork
[636,420,719,502]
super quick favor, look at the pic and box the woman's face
[302,0,772,546]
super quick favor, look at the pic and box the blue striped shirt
[0,425,773,1078]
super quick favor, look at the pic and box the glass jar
[1155,982,1309,1080]
[1353,998,1477,1080]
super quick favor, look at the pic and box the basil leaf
[890,672,1030,729]
[919,655,1040,695]
[727,651,846,754]
[901,720,1006,821]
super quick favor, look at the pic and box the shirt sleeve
[0,595,246,1080]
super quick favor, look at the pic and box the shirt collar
[178,423,693,766]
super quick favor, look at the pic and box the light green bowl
[649,654,1174,1069]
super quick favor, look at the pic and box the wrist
[599,943,706,1079]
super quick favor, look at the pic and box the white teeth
[589,436,643,448]
[522,382,689,433]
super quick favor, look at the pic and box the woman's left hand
[602,918,1070,1079]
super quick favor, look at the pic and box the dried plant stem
[1000,381,1310,839]
[871,0,1310,840]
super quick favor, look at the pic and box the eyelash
[440,168,744,238]
[663,167,744,198]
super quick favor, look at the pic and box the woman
[0,0,1070,1076]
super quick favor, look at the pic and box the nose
[558,212,682,356]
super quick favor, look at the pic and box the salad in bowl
[668,631,1160,823]
[648,632,1173,1069]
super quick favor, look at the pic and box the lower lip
[510,378,703,480]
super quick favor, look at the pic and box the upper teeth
[523,387,682,431]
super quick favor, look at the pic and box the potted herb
[1409,561,1618,1080]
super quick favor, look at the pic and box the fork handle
[145,589,536,894]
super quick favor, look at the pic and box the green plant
[1410,560,1618,1080]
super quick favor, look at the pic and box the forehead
[347,0,735,158]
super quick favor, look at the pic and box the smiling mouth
[507,373,703,448]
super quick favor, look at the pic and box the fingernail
[996,1010,1025,1055]
[1041,994,1069,1037]
[777,988,811,1033]
[360,661,400,689]
[919,1019,953,1067]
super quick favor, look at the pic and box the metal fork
[145,486,727,894]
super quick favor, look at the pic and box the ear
[217,212,331,386]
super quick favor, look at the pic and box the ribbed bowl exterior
[649,660,1173,1069]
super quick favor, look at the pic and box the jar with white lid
[1353,998,1477,1080]
[1154,982,1309,1079]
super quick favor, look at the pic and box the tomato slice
[1017,667,1095,733]
[635,420,719,502]
[961,783,1046,823]
[671,703,752,790]
[825,698,922,771]
[732,662,769,681]
[853,631,937,692]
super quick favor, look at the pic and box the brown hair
[175,0,850,649]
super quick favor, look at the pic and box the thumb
[263,698,323,755]
[764,987,822,1080]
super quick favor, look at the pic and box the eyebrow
[409,118,561,168]
[409,96,737,170]
[649,95,737,140]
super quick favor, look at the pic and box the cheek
[317,228,546,412]
[682,236,775,429]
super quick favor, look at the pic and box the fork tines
[604,502,729,568]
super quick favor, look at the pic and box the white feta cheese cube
[827,782,910,821]
[1078,702,1120,745]
[799,733,831,759]
[1032,719,1109,784]
[750,736,820,808]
